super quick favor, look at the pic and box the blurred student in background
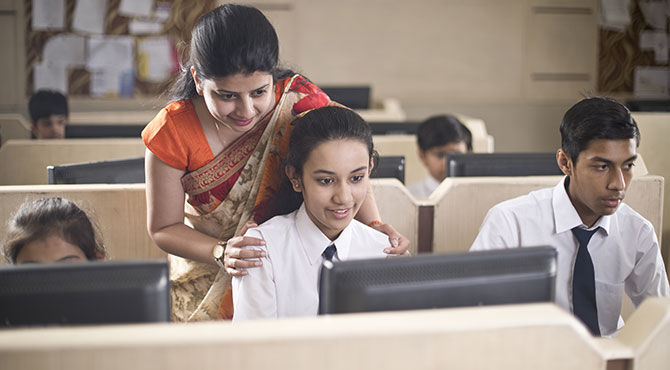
[407,114,472,198]
[3,197,106,264]
[28,89,69,139]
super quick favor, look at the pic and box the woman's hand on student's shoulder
[224,220,266,277]
[373,222,410,256]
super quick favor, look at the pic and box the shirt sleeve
[232,228,277,321]
[141,107,189,171]
[625,222,670,307]
[470,205,519,251]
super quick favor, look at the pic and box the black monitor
[318,246,556,315]
[370,155,405,183]
[368,121,420,135]
[0,260,170,326]
[47,157,145,184]
[625,99,670,112]
[66,124,145,138]
[320,86,371,109]
[446,152,562,177]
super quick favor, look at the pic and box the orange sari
[143,75,334,321]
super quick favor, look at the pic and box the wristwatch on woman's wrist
[212,241,226,268]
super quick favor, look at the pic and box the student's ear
[417,149,428,166]
[556,149,573,177]
[368,157,375,174]
[190,66,203,96]
[285,166,302,192]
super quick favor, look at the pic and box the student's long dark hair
[560,97,640,164]
[3,197,106,263]
[267,106,378,218]
[169,4,292,101]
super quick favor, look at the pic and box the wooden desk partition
[0,184,163,263]
[0,303,612,370]
[0,139,146,185]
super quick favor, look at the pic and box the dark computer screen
[66,124,145,138]
[0,260,170,327]
[368,121,421,135]
[318,246,556,315]
[446,152,562,177]
[47,157,145,184]
[370,155,405,183]
[320,86,371,109]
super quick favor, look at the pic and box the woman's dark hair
[560,97,640,164]
[3,197,106,263]
[169,4,284,101]
[417,115,472,151]
[269,106,378,217]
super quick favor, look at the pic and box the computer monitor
[320,86,371,109]
[65,124,145,138]
[446,152,562,177]
[368,121,421,135]
[47,157,145,184]
[318,246,556,315]
[0,260,170,326]
[370,155,405,183]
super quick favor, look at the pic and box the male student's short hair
[28,90,69,123]
[560,97,640,163]
[417,115,472,152]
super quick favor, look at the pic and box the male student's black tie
[571,227,601,336]
[322,244,337,261]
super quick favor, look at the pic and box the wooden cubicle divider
[0,139,146,185]
[0,184,163,263]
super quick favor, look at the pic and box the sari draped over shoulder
[166,75,334,321]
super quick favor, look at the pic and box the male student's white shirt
[471,176,669,336]
[233,203,390,320]
[408,175,441,199]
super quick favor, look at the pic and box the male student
[407,115,472,198]
[471,97,669,336]
[28,89,68,139]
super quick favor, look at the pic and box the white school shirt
[232,203,390,321]
[470,176,669,336]
[407,175,441,199]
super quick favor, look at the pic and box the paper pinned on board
[129,19,164,35]
[89,68,135,98]
[639,31,669,64]
[43,34,86,67]
[154,3,171,22]
[34,61,68,93]
[634,66,669,97]
[86,36,134,70]
[638,0,667,30]
[119,0,153,18]
[600,0,631,31]
[137,36,175,82]
[73,0,107,34]
[32,0,65,31]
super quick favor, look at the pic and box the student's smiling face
[288,139,372,240]
[558,138,637,228]
[16,234,88,264]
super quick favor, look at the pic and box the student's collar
[427,175,441,188]
[295,203,354,265]
[552,176,611,235]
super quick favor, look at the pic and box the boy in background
[407,114,472,198]
[28,90,68,139]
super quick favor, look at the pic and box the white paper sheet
[137,36,174,81]
[42,34,86,67]
[154,3,171,21]
[639,31,669,63]
[634,66,669,97]
[639,0,667,30]
[129,19,164,34]
[600,0,631,31]
[72,0,107,34]
[32,0,65,30]
[89,68,134,97]
[86,36,134,70]
[119,0,153,18]
[34,61,68,93]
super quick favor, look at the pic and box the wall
[2,0,600,152]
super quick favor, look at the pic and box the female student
[142,4,409,321]
[233,106,394,320]
[3,197,106,264]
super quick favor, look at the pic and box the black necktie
[322,244,337,261]
[571,227,600,336]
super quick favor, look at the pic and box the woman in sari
[142,4,408,322]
